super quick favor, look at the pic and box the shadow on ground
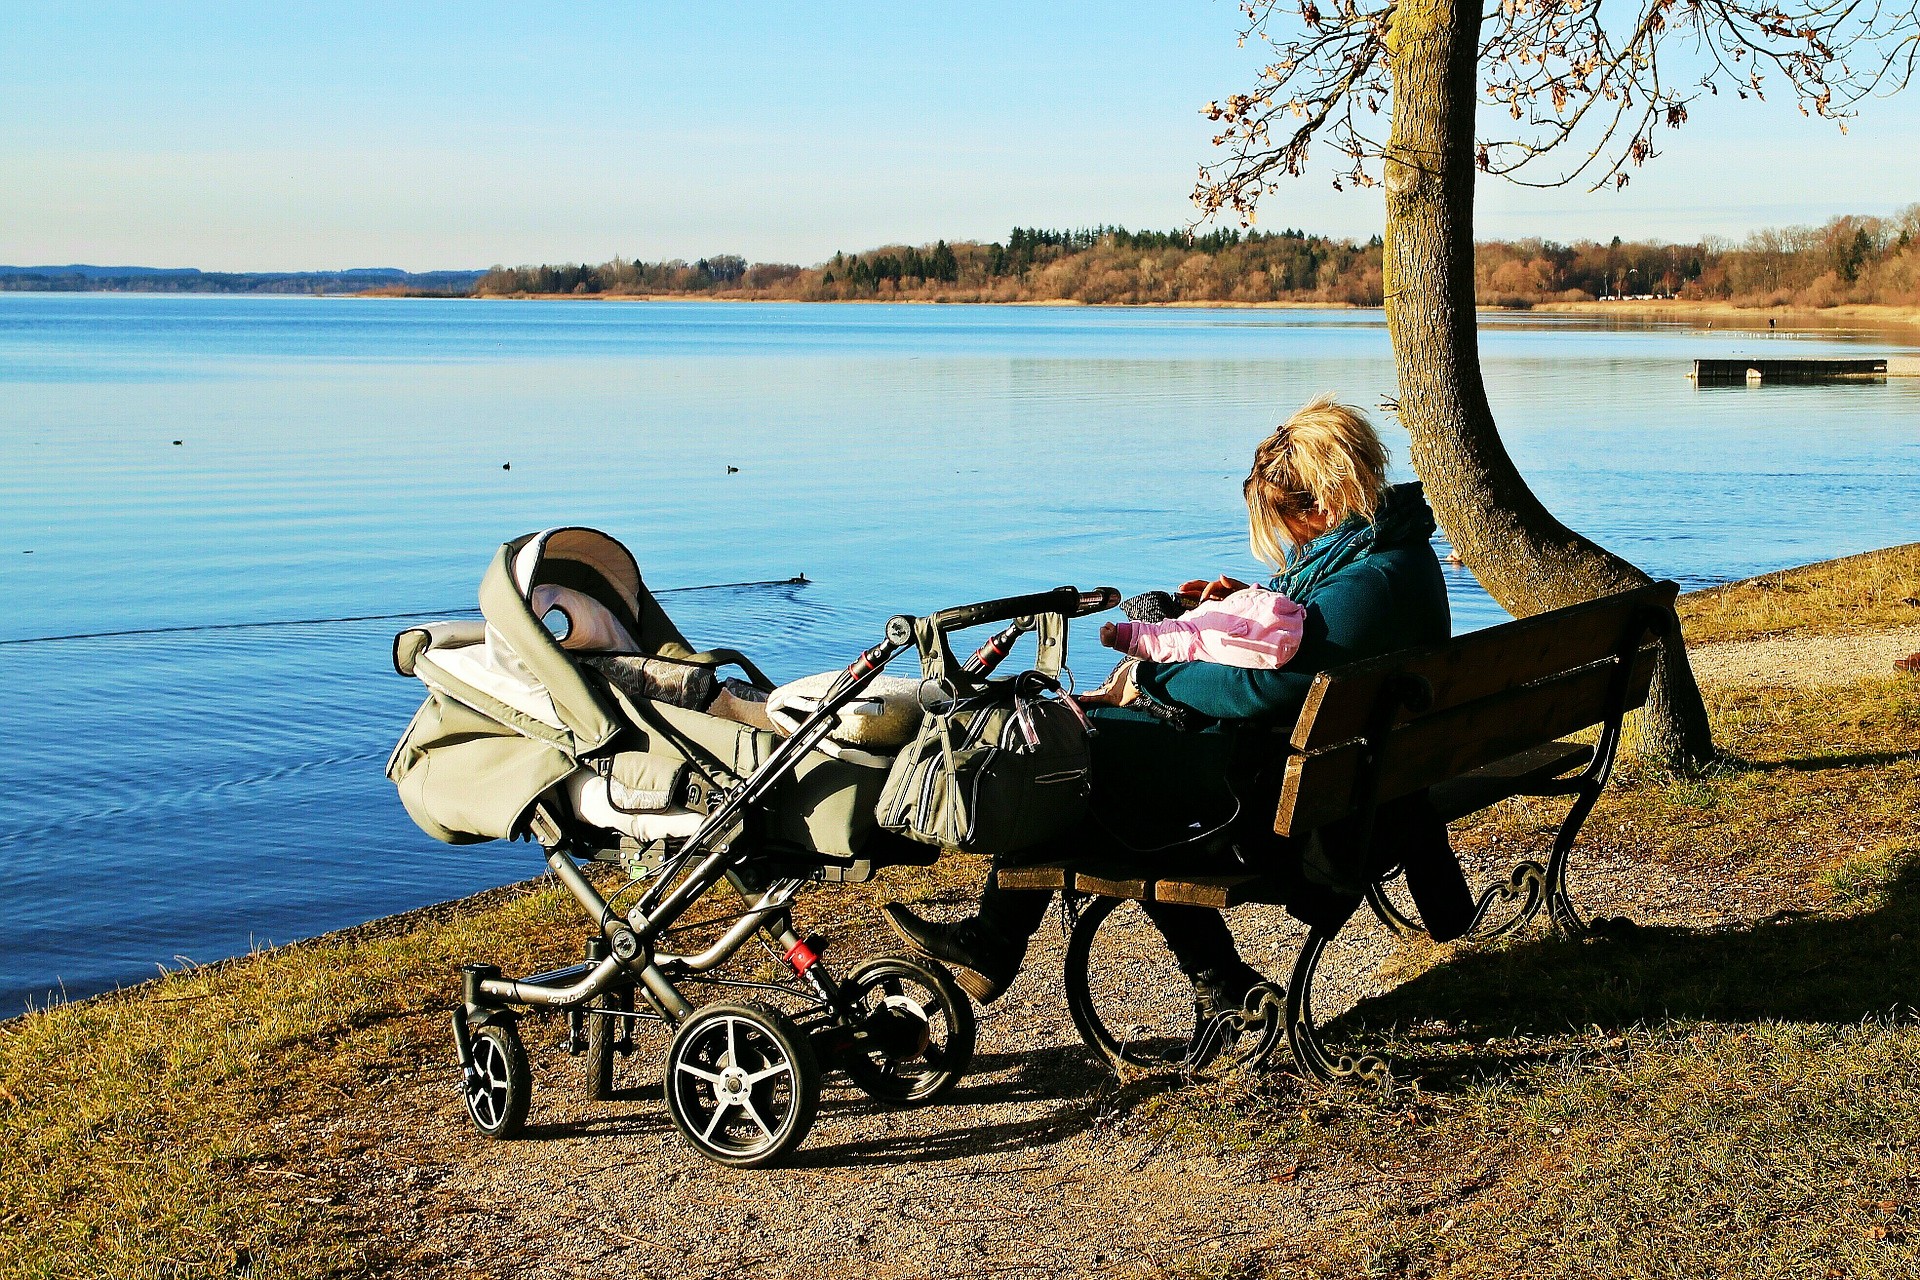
[1331,857,1920,1086]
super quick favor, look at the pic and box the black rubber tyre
[1063,896,1200,1071]
[839,955,977,1106]
[463,1021,532,1139]
[664,1000,820,1168]
[584,985,633,1102]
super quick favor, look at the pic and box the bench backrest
[1273,581,1678,836]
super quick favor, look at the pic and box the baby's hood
[1229,586,1308,627]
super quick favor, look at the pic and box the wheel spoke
[726,1018,740,1071]
[701,1095,734,1143]
[676,1062,725,1085]
[738,1095,776,1142]
[744,1060,791,1086]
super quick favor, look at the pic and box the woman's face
[1278,504,1339,549]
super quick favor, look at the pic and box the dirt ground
[279,625,1916,1280]
[299,804,1815,1280]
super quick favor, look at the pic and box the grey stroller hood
[396,527,690,757]
[389,527,895,858]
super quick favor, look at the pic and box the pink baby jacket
[1110,587,1307,669]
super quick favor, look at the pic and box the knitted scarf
[1271,481,1438,604]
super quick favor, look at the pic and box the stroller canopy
[474,527,695,755]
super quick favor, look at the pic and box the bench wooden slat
[994,862,1073,892]
[1277,645,1655,836]
[1429,739,1593,822]
[1148,873,1274,909]
[1290,582,1677,753]
[1074,865,1154,900]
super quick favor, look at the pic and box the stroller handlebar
[925,585,1119,636]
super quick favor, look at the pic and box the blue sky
[4,1,1917,270]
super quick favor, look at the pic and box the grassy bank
[4,548,1918,1279]
[1679,542,1920,644]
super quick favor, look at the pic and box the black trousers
[975,807,1383,979]
[976,836,1247,980]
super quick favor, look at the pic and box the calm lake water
[3,294,1916,1012]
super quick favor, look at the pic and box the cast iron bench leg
[1283,919,1390,1086]
[1542,778,1607,937]
[1062,895,1286,1075]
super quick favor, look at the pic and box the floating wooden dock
[1691,357,1888,384]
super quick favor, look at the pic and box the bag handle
[677,646,777,692]
[914,610,1068,698]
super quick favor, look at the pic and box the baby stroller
[387,527,1114,1166]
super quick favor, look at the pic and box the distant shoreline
[399,291,1365,310]
[377,289,1920,329]
[1536,298,1920,330]
[17,285,1920,332]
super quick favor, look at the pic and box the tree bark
[1379,0,1716,770]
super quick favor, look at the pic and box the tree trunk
[1378,0,1715,770]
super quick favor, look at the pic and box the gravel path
[1688,625,1920,688]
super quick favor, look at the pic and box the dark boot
[1141,899,1272,1029]
[1190,961,1271,1023]
[1140,900,1244,981]
[882,903,1029,1004]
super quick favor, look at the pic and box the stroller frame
[451,585,1115,1166]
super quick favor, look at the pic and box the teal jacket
[1133,486,1451,725]
[1083,484,1470,936]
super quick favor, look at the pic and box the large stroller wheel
[840,955,976,1105]
[1063,897,1198,1070]
[463,1021,532,1138]
[664,1001,821,1168]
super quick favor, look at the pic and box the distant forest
[14,208,1919,308]
[475,207,1920,309]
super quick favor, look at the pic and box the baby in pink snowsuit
[1098,587,1307,669]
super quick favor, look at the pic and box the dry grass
[0,884,598,1279]
[1145,666,1920,1278]
[1678,542,1920,645]
[0,859,981,1279]
[1462,675,1920,890]
[1252,1019,1920,1279]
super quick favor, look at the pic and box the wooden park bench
[1001,580,1679,1084]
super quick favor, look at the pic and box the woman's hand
[1098,621,1122,650]
[1079,659,1140,707]
[1176,575,1250,607]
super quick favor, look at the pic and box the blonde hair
[1244,394,1390,568]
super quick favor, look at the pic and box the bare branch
[1195,0,1920,217]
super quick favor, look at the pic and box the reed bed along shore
[442,290,1920,331]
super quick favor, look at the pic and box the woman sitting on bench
[885,395,1460,1014]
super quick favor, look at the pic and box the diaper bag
[876,612,1092,857]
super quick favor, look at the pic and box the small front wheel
[463,1021,531,1138]
[664,1001,820,1168]
[840,955,977,1106]
[584,984,634,1102]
